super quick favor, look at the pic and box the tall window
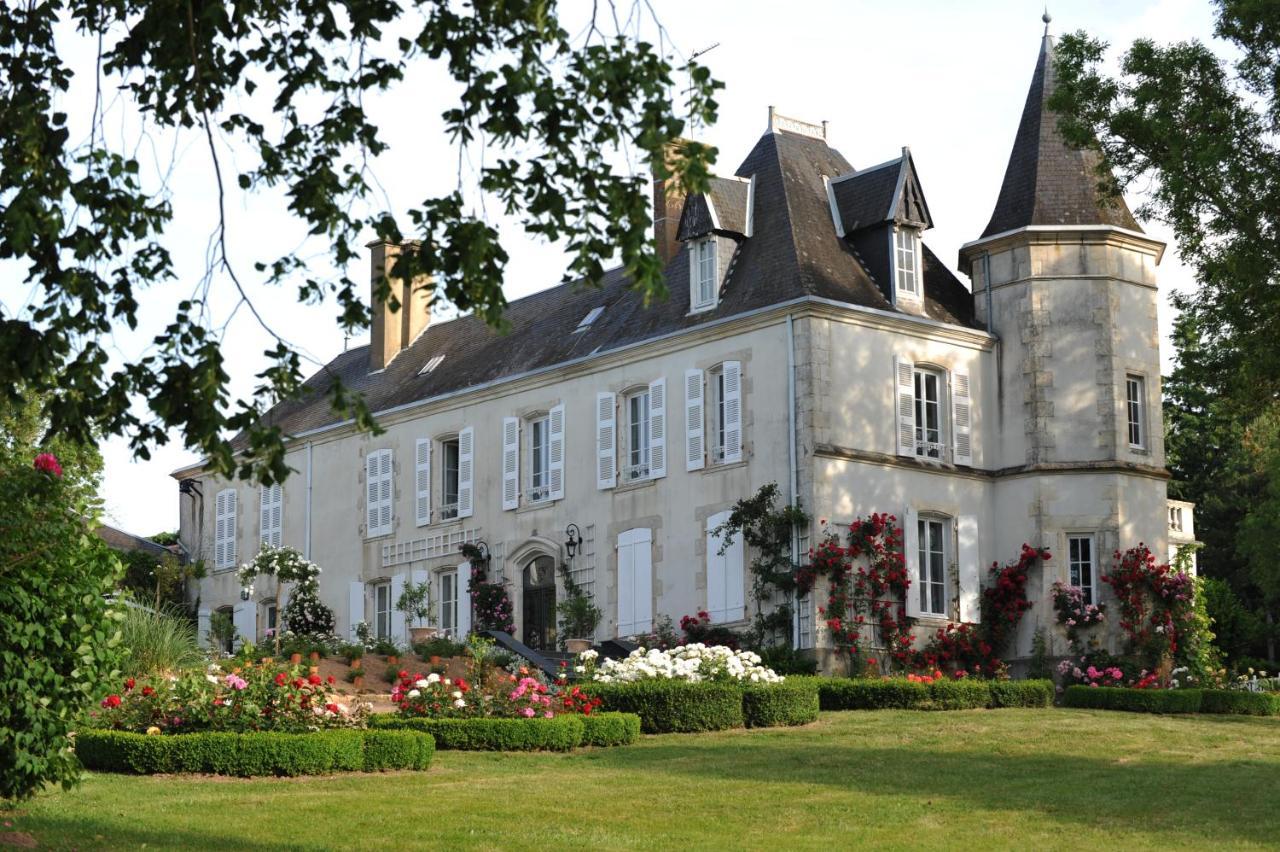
[914,367,943,459]
[1126,375,1145,448]
[440,570,458,636]
[693,237,717,310]
[440,438,460,520]
[1068,535,1096,606]
[627,389,651,481]
[528,415,551,502]
[264,601,278,637]
[917,517,948,616]
[374,582,391,640]
[894,227,919,297]
[709,367,727,462]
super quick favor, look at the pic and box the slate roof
[235,127,978,447]
[97,524,174,558]
[981,34,1141,237]
[678,176,752,239]
[830,152,933,234]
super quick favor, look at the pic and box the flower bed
[1200,689,1280,716]
[804,678,1054,711]
[589,644,783,684]
[369,713,643,751]
[74,728,433,776]
[742,681,819,728]
[1062,686,1203,714]
[582,681,746,733]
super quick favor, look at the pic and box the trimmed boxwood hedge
[807,677,1056,711]
[1062,685,1203,714]
[742,680,820,728]
[1200,689,1280,716]
[75,729,434,776]
[369,715,586,751]
[583,681,745,733]
[580,712,642,746]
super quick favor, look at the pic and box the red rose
[124,677,135,691]
[326,675,335,685]
[33,452,62,477]
[142,686,155,697]
[308,674,322,685]
[293,677,305,688]
[101,694,121,708]
[275,672,288,686]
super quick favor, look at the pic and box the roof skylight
[419,354,446,375]
[574,306,605,332]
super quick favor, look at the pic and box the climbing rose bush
[591,644,784,684]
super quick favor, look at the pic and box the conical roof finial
[1042,8,1052,35]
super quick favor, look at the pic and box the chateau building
[175,25,1187,669]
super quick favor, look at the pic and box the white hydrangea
[592,644,783,684]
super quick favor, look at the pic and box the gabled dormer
[677,175,755,314]
[827,148,934,311]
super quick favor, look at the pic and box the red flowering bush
[679,611,741,648]
[32,452,63,477]
[1102,544,1194,669]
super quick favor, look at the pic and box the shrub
[371,715,585,751]
[814,678,929,711]
[1,454,124,800]
[117,603,204,677]
[412,638,466,659]
[592,644,782,684]
[1200,689,1280,716]
[74,729,432,776]
[742,681,819,727]
[580,712,642,747]
[584,681,745,733]
[988,680,1054,708]
[757,645,819,676]
[1062,686,1203,714]
[926,679,990,710]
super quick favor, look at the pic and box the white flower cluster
[592,644,784,684]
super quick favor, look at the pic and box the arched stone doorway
[522,554,557,651]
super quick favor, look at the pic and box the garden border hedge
[742,680,820,728]
[1062,686,1203,714]
[580,712,643,746]
[370,714,590,751]
[75,728,434,776]
[1200,689,1280,716]
[582,681,745,733]
[805,678,1055,711]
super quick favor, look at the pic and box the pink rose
[33,453,62,477]
[522,707,535,718]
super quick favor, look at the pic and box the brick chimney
[652,141,689,267]
[368,240,430,372]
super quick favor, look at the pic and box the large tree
[1051,0,1280,661]
[0,1,719,484]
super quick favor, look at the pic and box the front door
[522,555,556,651]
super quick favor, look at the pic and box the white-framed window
[374,582,392,640]
[365,449,394,538]
[691,237,717,311]
[1068,534,1097,606]
[913,367,945,459]
[626,389,651,481]
[893,227,920,299]
[440,570,458,636]
[262,600,278,638]
[1126,374,1146,448]
[527,414,551,503]
[917,516,949,617]
[709,367,727,463]
[440,437,460,520]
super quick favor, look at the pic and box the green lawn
[10,709,1280,850]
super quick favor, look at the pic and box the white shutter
[456,559,472,638]
[951,369,973,466]
[217,489,237,568]
[706,510,742,623]
[415,439,432,526]
[232,601,255,649]
[502,417,520,510]
[895,356,916,457]
[722,361,742,463]
[348,581,365,640]
[648,377,667,479]
[197,608,211,649]
[260,484,282,549]
[214,490,227,567]
[596,392,617,490]
[390,573,406,644]
[457,427,474,518]
[904,507,923,619]
[366,450,393,537]
[957,514,981,623]
[685,369,705,471]
[617,528,653,636]
[548,403,565,501]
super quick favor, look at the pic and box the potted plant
[556,563,601,654]
[396,579,438,645]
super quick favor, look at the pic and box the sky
[13,0,1222,536]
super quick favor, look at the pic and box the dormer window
[893,227,920,300]
[691,237,718,312]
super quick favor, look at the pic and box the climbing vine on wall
[460,543,515,635]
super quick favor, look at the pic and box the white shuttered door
[616,528,653,636]
[415,439,432,526]
[548,403,565,501]
[457,427,474,518]
[685,369,705,471]
[903,507,923,618]
[648,378,666,479]
[456,560,472,638]
[390,573,407,643]
[502,417,520,510]
[706,510,745,623]
[596,392,617,489]
[722,361,742,463]
[957,515,981,623]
